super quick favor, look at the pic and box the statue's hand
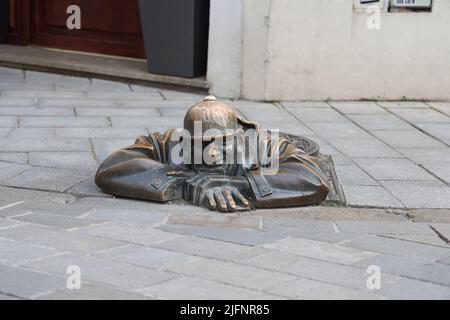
[185,175,250,212]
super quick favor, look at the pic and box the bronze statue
[95,96,330,212]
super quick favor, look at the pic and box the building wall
[207,0,450,101]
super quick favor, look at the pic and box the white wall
[208,0,450,101]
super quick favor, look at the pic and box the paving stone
[87,91,162,100]
[0,98,35,106]
[37,282,151,300]
[11,212,103,230]
[76,107,160,117]
[329,101,387,114]
[307,122,367,139]
[342,185,405,208]
[378,101,429,109]
[356,255,450,286]
[129,85,162,93]
[55,127,145,139]
[0,83,55,91]
[167,213,261,230]
[389,108,450,124]
[91,138,135,161]
[430,223,450,241]
[90,78,132,91]
[159,90,204,101]
[7,128,55,139]
[0,263,65,299]
[380,278,450,299]
[354,158,436,181]
[257,120,314,136]
[85,208,168,226]
[381,181,450,209]
[438,256,450,265]
[96,245,199,269]
[0,218,24,230]
[67,179,110,198]
[116,99,184,108]
[262,218,334,234]
[429,102,450,116]
[266,278,384,300]
[155,236,266,261]
[0,67,24,77]
[0,106,74,116]
[287,108,350,123]
[347,114,413,130]
[0,162,29,181]
[0,186,75,206]
[111,117,181,129]
[263,237,378,265]
[0,224,126,253]
[0,238,57,265]
[28,152,98,172]
[421,163,450,183]
[139,276,281,300]
[70,196,164,211]
[23,252,177,290]
[407,209,450,223]
[416,123,450,145]
[383,233,448,248]
[0,293,20,300]
[158,223,286,246]
[398,148,450,164]
[19,116,110,128]
[327,137,403,158]
[371,130,446,148]
[335,221,433,235]
[344,235,450,263]
[0,116,17,128]
[240,250,399,291]
[0,153,27,164]
[0,200,95,219]
[25,71,90,84]
[335,165,379,186]
[167,257,295,291]
[4,90,86,99]
[4,167,88,192]
[280,101,330,108]
[38,98,116,108]
[77,223,182,246]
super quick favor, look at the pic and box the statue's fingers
[223,189,237,212]
[232,189,250,208]
[206,192,216,210]
[214,190,228,212]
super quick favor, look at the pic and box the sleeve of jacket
[95,135,186,202]
[246,141,330,208]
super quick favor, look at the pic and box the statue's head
[182,96,258,174]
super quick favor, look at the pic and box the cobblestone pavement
[0,67,449,299]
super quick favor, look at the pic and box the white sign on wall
[390,0,432,8]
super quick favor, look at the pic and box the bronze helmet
[183,96,242,141]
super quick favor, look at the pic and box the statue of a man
[95,96,330,212]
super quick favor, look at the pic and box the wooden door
[7,0,145,58]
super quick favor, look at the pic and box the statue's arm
[246,150,330,208]
[95,143,188,202]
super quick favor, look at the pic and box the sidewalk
[0,67,449,299]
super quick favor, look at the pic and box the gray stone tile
[158,223,286,246]
[111,117,180,128]
[0,116,17,128]
[344,235,450,263]
[0,186,75,205]
[354,158,436,181]
[371,130,446,148]
[335,221,433,235]
[240,250,399,291]
[167,257,296,290]
[259,121,314,136]
[263,237,378,265]
[159,90,204,101]
[0,106,74,116]
[0,238,57,265]
[0,200,93,219]
[262,218,335,234]
[335,165,379,186]
[327,137,403,158]
[37,282,151,300]
[429,102,450,116]
[307,122,367,138]
[167,213,261,230]
[11,212,103,230]
[280,101,330,108]
[385,233,449,248]
[0,83,55,91]
[430,223,450,240]
[87,91,162,100]
[288,108,349,123]
[416,123,450,145]
[23,253,177,290]
[0,67,24,77]
[7,128,55,139]
[389,108,450,123]
[25,71,90,85]
[155,236,266,261]
[266,278,384,300]
[342,185,405,208]
[380,278,450,299]
[0,153,27,164]
[330,101,387,114]
[55,127,145,139]
[0,224,126,253]
[85,208,167,226]
[38,98,116,108]
[0,128,12,137]
[0,263,65,299]
[66,178,110,198]
[381,181,450,209]
[91,138,135,161]
[76,107,160,117]
[378,101,429,109]
[398,148,450,164]
[96,245,198,269]
[19,116,110,128]
[4,167,88,193]
[28,152,98,172]
[0,162,29,181]
[422,163,450,183]
[4,90,86,99]
[77,223,182,246]
[139,276,281,300]
[0,218,24,230]
[348,114,413,130]
[129,85,162,93]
